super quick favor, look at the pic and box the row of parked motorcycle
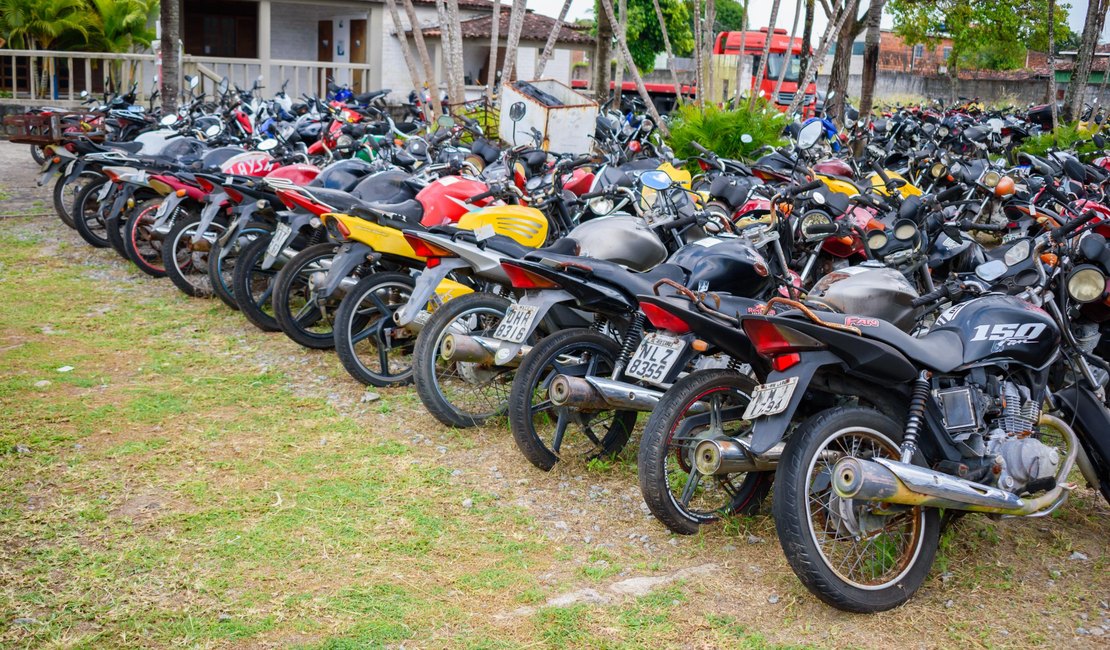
[25,78,1110,614]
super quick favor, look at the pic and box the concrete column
[369,6,383,92]
[258,0,272,85]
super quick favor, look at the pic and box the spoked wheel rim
[170,223,225,294]
[77,188,111,245]
[213,229,265,302]
[130,207,167,271]
[805,426,926,590]
[59,174,95,224]
[284,254,340,337]
[530,343,622,461]
[343,279,417,382]
[430,304,514,420]
[663,385,756,520]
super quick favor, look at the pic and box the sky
[526,0,1110,44]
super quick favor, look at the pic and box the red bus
[714,27,816,116]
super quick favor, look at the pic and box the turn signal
[403,233,456,259]
[175,189,187,198]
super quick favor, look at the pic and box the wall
[818,72,1062,105]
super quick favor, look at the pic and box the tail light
[628,140,642,154]
[741,319,824,371]
[403,233,456,259]
[640,302,691,334]
[224,186,244,203]
[148,178,173,196]
[196,177,216,193]
[277,189,331,215]
[501,262,561,290]
[103,168,121,183]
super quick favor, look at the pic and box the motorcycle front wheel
[334,272,418,387]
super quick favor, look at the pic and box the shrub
[666,100,788,167]
[1016,122,1103,161]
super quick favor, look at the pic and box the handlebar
[806,222,840,236]
[911,284,952,308]
[789,179,824,196]
[1052,210,1101,241]
[933,184,965,203]
[690,141,711,156]
[465,188,497,204]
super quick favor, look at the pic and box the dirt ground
[0,139,1108,649]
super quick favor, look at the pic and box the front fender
[191,191,229,244]
[749,350,842,455]
[1053,385,1110,504]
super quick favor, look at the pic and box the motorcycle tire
[413,292,517,428]
[334,272,418,387]
[271,242,344,347]
[772,405,940,613]
[508,329,636,471]
[123,200,171,278]
[208,224,271,311]
[162,213,228,298]
[71,177,112,248]
[231,235,284,332]
[638,369,773,535]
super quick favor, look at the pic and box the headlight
[938,126,950,137]
[336,134,354,149]
[981,170,1001,188]
[894,220,918,241]
[930,162,946,178]
[800,212,831,240]
[589,196,614,215]
[1068,265,1107,303]
[1003,239,1031,266]
[868,231,889,250]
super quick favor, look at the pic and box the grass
[1,151,1110,649]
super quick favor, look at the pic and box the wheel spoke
[679,469,702,506]
[551,410,570,452]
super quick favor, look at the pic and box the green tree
[715,0,748,31]
[888,0,1072,75]
[85,0,159,53]
[0,0,89,50]
[596,0,694,73]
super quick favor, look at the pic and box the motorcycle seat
[855,319,965,373]
[531,237,579,257]
[364,198,424,223]
[483,235,533,258]
[353,89,390,104]
[103,140,144,153]
[530,252,686,299]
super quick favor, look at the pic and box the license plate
[97,182,113,201]
[494,304,539,343]
[624,333,686,385]
[267,223,292,258]
[742,377,799,420]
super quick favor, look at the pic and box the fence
[0,49,372,106]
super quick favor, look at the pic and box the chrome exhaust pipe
[832,414,1079,516]
[548,375,662,412]
[693,438,783,475]
[441,334,528,367]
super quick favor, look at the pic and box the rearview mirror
[204,124,222,138]
[1064,157,1087,183]
[740,133,753,144]
[186,75,199,90]
[437,114,456,129]
[509,102,526,122]
[797,120,824,150]
[218,77,229,94]
[640,170,672,191]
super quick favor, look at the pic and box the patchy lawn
[0,140,1108,649]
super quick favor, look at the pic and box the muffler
[441,334,529,367]
[693,438,783,475]
[832,414,1078,516]
[548,375,661,412]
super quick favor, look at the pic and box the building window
[943,46,953,60]
[852,41,865,55]
[913,44,925,59]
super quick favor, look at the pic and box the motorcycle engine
[935,378,1060,494]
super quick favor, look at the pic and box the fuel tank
[929,294,1060,369]
[669,236,773,298]
[807,263,919,331]
[567,214,667,271]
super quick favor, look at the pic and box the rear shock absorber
[611,312,646,379]
[309,225,326,247]
[900,370,932,463]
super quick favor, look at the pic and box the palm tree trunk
[750,0,782,109]
[857,0,885,120]
[593,0,613,100]
[691,0,704,106]
[733,0,749,105]
[652,0,685,105]
[403,0,443,115]
[385,0,427,115]
[486,1,502,101]
[773,0,803,100]
[1048,0,1059,138]
[1063,0,1107,122]
[160,0,180,112]
[501,0,527,84]
[598,0,669,135]
[536,0,573,78]
[789,0,857,114]
[613,0,627,106]
[435,0,465,105]
[797,0,815,92]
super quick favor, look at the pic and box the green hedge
[666,100,788,167]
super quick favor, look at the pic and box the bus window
[765,53,802,83]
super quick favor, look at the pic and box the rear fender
[511,259,637,315]
[495,289,576,363]
[192,191,229,244]
[316,243,374,299]
[105,183,133,221]
[749,351,842,454]
[261,211,317,270]
[396,258,468,327]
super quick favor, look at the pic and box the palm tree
[86,0,159,88]
[0,0,89,97]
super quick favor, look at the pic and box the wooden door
[350,19,367,93]
[318,20,333,95]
